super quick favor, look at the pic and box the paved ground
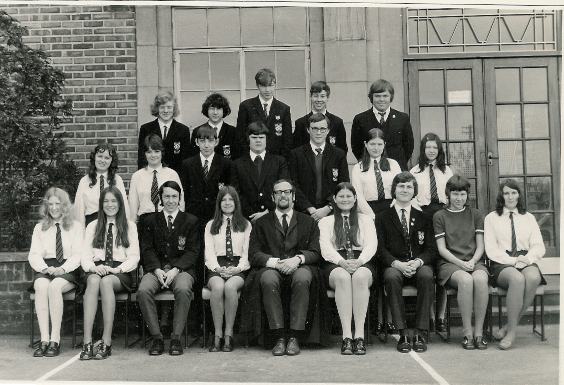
[0,324,559,385]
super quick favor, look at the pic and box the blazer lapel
[286,211,298,236]
[253,97,267,122]
[389,207,407,240]
[304,146,317,175]
[257,153,272,189]
[245,155,259,186]
[272,211,285,236]
[206,157,220,182]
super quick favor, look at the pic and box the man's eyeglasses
[273,189,293,196]
[310,127,328,133]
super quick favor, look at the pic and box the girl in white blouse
[484,179,545,350]
[74,143,129,227]
[80,187,140,360]
[318,182,377,355]
[28,187,83,357]
[204,186,251,352]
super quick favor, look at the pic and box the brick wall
[4,5,138,185]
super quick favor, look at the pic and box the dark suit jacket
[248,210,320,267]
[138,118,191,173]
[289,144,349,212]
[236,96,292,159]
[180,154,233,222]
[187,121,241,160]
[351,108,414,170]
[375,206,436,267]
[292,111,348,154]
[140,211,200,278]
[232,152,288,218]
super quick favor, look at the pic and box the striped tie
[55,223,64,264]
[203,159,209,179]
[343,216,355,260]
[151,170,159,212]
[401,209,409,239]
[99,174,104,195]
[226,218,234,262]
[510,212,517,257]
[167,215,173,232]
[105,223,114,264]
[374,160,385,200]
[429,164,439,204]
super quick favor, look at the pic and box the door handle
[487,151,498,166]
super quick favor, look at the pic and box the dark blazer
[249,210,320,267]
[232,152,289,218]
[289,144,349,212]
[187,121,241,160]
[292,111,348,154]
[138,118,191,173]
[140,211,200,278]
[351,108,414,170]
[375,206,436,267]
[180,154,233,222]
[236,96,292,159]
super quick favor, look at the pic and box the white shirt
[74,173,130,227]
[319,213,377,265]
[81,219,140,273]
[158,118,172,138]
[204,216,251,272]
[163,209,179,224]
[373,106,390,123]
[28,221,84,273]
[309,142,326,155]
[129,165,185,218]
[266,210,296,268]
[200,152,215,169]
[410,163,453,206]
[249,150,266,162]
[484,208,545,266]
[351,157,402,218]
[258,95,273,116]
[208,120,223,137]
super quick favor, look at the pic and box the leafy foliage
[0,11,82,251]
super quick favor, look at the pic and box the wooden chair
[29,290,79,348]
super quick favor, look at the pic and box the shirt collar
[106,218,116,228]
[163,209,179,222]
[258,95,273,108]
[503,207,518,216]
[208,120,223,132]
[393,201,412,216]
[200,152,215,165]
[372,157,381,166]
[250,150,266,161]
[310,142,326,154]
[96,171,109,179]
[147,164,163,173]
[275,209,293,224]
[312,109,327,116]
[373,106,390,120]
[158,118,173,129]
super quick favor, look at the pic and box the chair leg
[540,295,546,341]
[184,320,188,348]
[446,294,451,343]
[202,301,207,348]
[533,296,537,332]
[72,299,77,348]
[488,294,493,340]
[383,293,388,344]
[29,299,34,348]
[124,298,129,349]
[497,295,502,330]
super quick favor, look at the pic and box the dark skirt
[85,212,98,226]
[438,260,489,287]
[321,250,377,287]
[489,261,547,287]
[86,260,134,293]
[29,258,80,292]
[368,199,392,218]
[206,255,248,283]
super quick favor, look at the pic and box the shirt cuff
[298,255,305,264]
[416,258,424,267]
[266,258,280,268]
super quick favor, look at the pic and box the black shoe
[33,341,49,357]
[353,337,366,355]
[149,338,164,355]
[44,341,60,357]
[387,322,398,334]
[222,335,233,352]
[374,321,384,335]
[340,338,354,355]
[413,334,427,353]
[397,335,411,353]
[272,337,286,356]
[285,337,300,356]
[169,339,183,355]
[474,336,488,350]
[435,318,447,332]
[94,341,111,359]
[462,335,475,350]
[208,336,223,352]
[79,342,94,360]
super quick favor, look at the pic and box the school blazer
[140,211,200,277]
[138,118,191,173]
[180,154,234,222]
[248,210,320,267]
[350,108,414,170]
[289,144,350,212]
[232,152,289,218]
[236,96,292,159]
[292,111,348,154]
[375,206,436,267]
[188,121,241,160]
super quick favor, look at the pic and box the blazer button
[261,205,265,210]
[259,193,263,197]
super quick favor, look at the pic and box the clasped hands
[90,264,121,276]
[393,260,422,278]
[308,206,332,222]
[338,259,363,274]
[275,255,302,275]
[215,266,242,279]
[154,267,180,289]
[42,266,66,276]
[514,255,529,270]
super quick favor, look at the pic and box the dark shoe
[222,335,233,352]
[374,321,384,335]
[79,342,94,360]
[169,339,183,355]
[208,336,223,352]
[94,341,111,359]
[149,338,164,355]
[353,337,366,355]
[397,335,411,353]
[285,337,300,356]
[340,338,354,355]
[272,337,286,356]
[33,341,49,357]
[413,334,427,353]
[461,336,475,350]
[44,341,60,357]
[387,322,398,334]
[435,318,447,332]
[474,336,488,350]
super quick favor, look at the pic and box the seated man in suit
[289,113,349,222]
[351,79,414,170]
[248,179,321,356]
[232,121,288,222]
[376,172,436,353]
[292,81,348,154]
[236,68,292,159]
[137,181,200,356]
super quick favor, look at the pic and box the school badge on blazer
[332,168,338,181]
[178,236,186,250]
[173,141,181,154]
[222,145,231,158]
[417,230,425,245]
[274,123,283,136]
[329,136,336,145]
[218,182,225,190]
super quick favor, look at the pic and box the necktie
[429,164,439,204]
[510,212,517,257]
[163,125,168,140]
[401,209,409,238]
[343,216,355,260]
[55,223,64,264]
[203,159,209,179]
[374,160,385,200]
[254,155,263,176]
[167,215,173,232]
[226,218,234,261]
[151,169,159,212]
[315,148,322,156]
[99,175,105,195]
[378,112,386,124]
[282,213,288,235]
[105,223,114,264]
[263,103,268,119]
[315,148,323,204]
